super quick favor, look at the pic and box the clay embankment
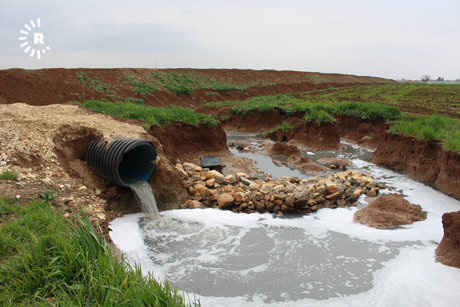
[0,68,396,108]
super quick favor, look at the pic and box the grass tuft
[78,100,218,129]
[0,170,19,180]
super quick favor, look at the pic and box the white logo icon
[19,18,51,59]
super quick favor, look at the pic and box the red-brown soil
[370,134,460,199]
[436,211,460,269]
[0,68,396,107]
[147,121,230,162]
[354,194,427,229]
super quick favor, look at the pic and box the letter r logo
[34,33,44,44]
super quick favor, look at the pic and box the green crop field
[298,83,460,118]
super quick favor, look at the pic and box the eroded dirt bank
[369,133,460,200]
[0,68,396,107]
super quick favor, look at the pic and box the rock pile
[177,162,386,214]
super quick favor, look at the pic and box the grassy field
[298,83,460,118]
[0,195,196,306]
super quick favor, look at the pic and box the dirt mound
[354,194,427,229]
[436,211,460,269]
[0,68,396,108]
[264,143,303,157]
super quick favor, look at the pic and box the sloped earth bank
[0,68,396,107]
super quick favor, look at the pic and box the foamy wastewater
[110,145,460,306]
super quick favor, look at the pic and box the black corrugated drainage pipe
[84,137,157,188]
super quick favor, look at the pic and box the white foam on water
[196,245,460,307]
[161,208,273,228]
[110,144,460,306]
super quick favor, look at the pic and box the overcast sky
[1,0,459,80]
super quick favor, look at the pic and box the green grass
[206,94,402,124]
[0,170,19,180]
[78,100,218,129]
[0,199,197,306]
[299,83,460,117]
[390,113,460,152]
[264,121,294,135]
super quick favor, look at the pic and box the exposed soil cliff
[369,133,460,199]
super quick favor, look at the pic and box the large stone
[325,181,338,193]
[354,193,427,229]
[235,191,245,202]
[217,193,234,209]
[294,196,309,209]
[206,178,215,187]
[284,195,295,207]
[435,211,460,269]
[236,172,249,180]
[194,184,212,196]
[183,162,198,175]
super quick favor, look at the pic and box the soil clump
[353,194,427,229]
[435,211,460,269]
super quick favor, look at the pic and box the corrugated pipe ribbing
[84,137,157,188]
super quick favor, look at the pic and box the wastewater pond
[110,132,460,307]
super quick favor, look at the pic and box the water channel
[110,132,460,306]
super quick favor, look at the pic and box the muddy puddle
[110,132,460,306]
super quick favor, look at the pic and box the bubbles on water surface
[110,134,460,306]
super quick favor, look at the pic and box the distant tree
[442,77,444,81]
[437,77,442,81]
[421,75,431,83]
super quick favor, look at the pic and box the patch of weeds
[78,100,217,129]
[220,115,230,122]
[0,170,19,180]
[40,190,56,204]
[122,74,160,95]
[304,109,336,125]
[205,92,220,96]
[265,121,294,135]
